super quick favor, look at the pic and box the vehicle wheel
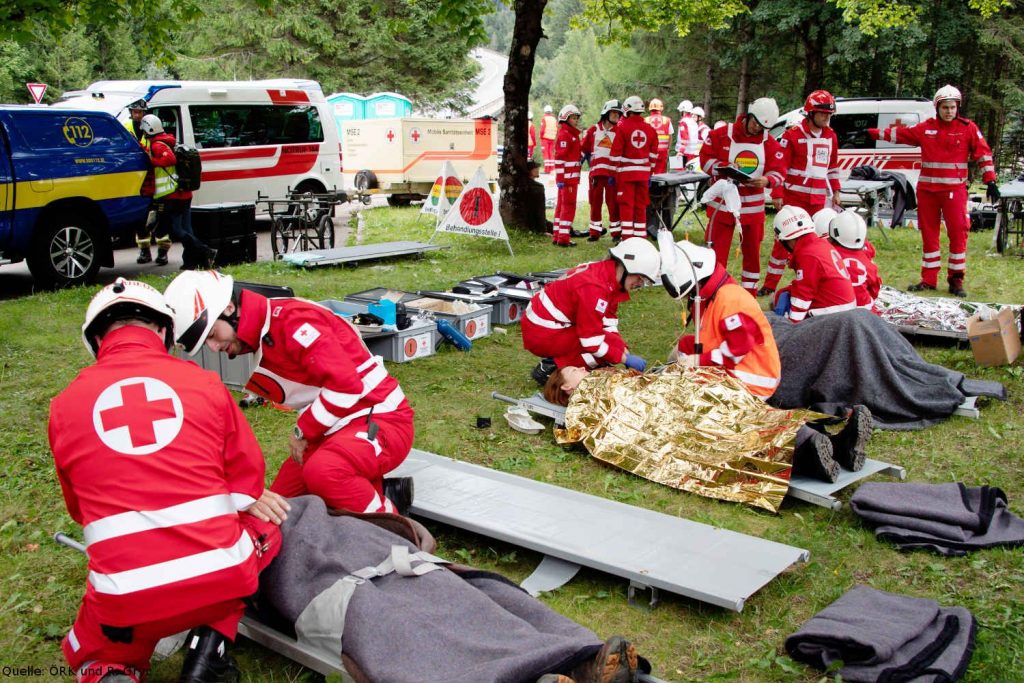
[354,170,378,191]
[27,213,102,288]
[271,217,290,259]
[317,216,335,249]
[287,180,328,221]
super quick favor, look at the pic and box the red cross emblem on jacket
[93,378,183,455]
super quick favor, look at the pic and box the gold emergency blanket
[555,365,820,513]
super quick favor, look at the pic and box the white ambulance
[770,97,936,186]
[54,79,345,207]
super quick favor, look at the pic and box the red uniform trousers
[917,186,969,288]
[706,208,766,294]
[270,415,413,513]
[542,139,556,174]
[521,320,606,369]
[653,151,669,175]
[588,176,619,238]
[553,182,579,245]
[616,180,650,240]
[763,193,826,291]
[63,517,280,683]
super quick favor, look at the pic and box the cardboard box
[966,308,1021,366]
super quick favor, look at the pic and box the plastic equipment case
[191,203,258,265]
[319,299,439,363]
[344,288,492,340]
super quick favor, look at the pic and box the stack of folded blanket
[850,482,1024,556]
[785,585,975,682]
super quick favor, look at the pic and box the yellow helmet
[648,98,664,112]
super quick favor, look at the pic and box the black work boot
[155,248,169,266]
[383,476,415,516]
[948,279,968,298]
[756,286,774,297]
[794,431,840,483]
[907,281,936,293]
[830,405,872,472]
[531,358,557,386]
[178,626,239,683]
[136,248,152,264]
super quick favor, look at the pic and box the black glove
[986,181,1000,203]
[581,152,592,167]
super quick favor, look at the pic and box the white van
[770,97,935,186]
[54,79,345,207]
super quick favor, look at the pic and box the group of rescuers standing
[48,84,996,683]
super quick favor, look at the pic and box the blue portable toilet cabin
[365,92,413,120]
[327,92,367,138]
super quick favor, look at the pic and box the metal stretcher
[995,180,1024,255]
[281,241,448,267]
[391,449,809,613]
[840,179,895,242]
[492,392,906,512]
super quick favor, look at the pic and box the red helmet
[804,90,836,114]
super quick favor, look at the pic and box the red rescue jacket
[872,116,995,191]
[554,123,582,185]
[611,114,658,182]
[784,234,857,322]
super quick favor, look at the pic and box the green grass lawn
[1,204,1022,682]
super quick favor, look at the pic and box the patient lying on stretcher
[543,364,873,511]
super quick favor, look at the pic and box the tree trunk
[799,17,826,96]
[735,21,752,118]
[499,0,549,232]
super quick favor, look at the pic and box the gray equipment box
[319,299,438,363]
[344,288,493,341]
[419,290,524,325]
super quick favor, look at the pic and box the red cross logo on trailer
[410,128,422,143]
[92,378,183,455]
[385,128,396,143]
[630,130,648,148]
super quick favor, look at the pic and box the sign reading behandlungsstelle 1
[431,166,512,255]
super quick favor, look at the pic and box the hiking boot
[949,284,968,298]
[907,282,936,293]
[155,248,169,266]
[555,240,577,248]
[136,248,152,265]
[383,476,414,516]
[794,431,840,483]
[610,234,622,245]
[531,358,557,386]
[570,229,589,238]
[588,635,638,683]
[830,405,872,472]
[537,676,576,683]
[756,286,775,297]
[178,626,239,683]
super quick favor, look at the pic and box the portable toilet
[365,92,413,120]
[327,92,367,137]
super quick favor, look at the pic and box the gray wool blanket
[850,482,1024,556]
[767,310,1005,430]
[785,585,975,682]
[259,496,602,683]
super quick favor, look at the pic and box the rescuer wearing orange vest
[646,98,674,175]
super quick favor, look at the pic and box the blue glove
[608,176,615,187]
[773,291,791,316]
[556,181,565,189]
[623,354,647,372]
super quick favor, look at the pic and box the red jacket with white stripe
[833,241,881,310]
[772,118,841,204]
[555,123,582,185]
[676,265,781,397]
[783,234,857,322]
[236,290,413,442]
[676,115,700,156]
[49,326,265,626]
[581,123,617,177]
[700,116,786,216]
[870,116,995,192]
[524,259,631,367]
[611,114,658,182]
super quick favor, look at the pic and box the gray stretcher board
[492,392,907,511]
[281,241,448,267]
[391,448,810,613]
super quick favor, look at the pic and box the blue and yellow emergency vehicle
[0,106,150,287]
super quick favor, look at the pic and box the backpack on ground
[173,144,203,192]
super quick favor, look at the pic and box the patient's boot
[794,431,840,483]
[830,405,872,472]
[531,357,557,386]
[571,635,638,683]
[383,476,414,516]
[178,626,239,683]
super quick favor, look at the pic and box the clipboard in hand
[716,165,754,183]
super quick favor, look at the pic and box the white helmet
[558,104,581,122]
[622,96,645,114]
[933,84,962,107]
[774,205,815,241]
[600,99,623,117]
[677,99,693,114]
[829,209,868,250]
[609,237,660,282]
[658,232,715,300]
[164,270,235,356]
[82,277,175,357]
[748,98,779,128]
[543,105,553,113]
[140,113,163,136]
[812,207,839,237]
[691,106,705,119]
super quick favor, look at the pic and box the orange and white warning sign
[432,167,513,255]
